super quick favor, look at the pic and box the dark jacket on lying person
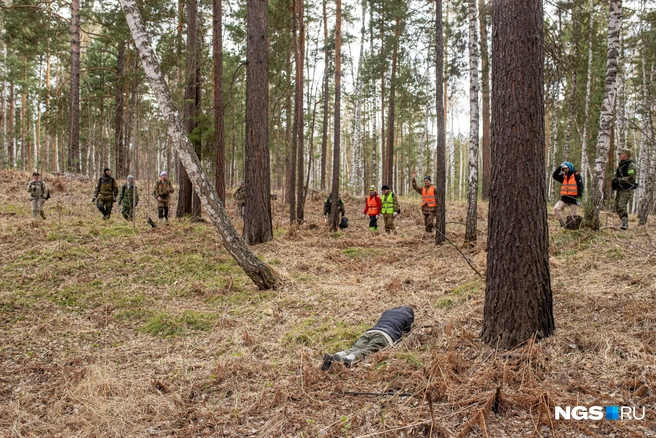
[321,306,415,371]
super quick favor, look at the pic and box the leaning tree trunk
[329,0,342,232]
[435,0,446,245]
[68,0,81,173]
[119,0,279,289]
[465,0,479,243]
[588,0,622,230]
[480,0,554,349]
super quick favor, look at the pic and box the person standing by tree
[234,181,245,218]
[611,148,638,230]
[154,171,175,224]
[92,168,118,220]
[411,172,437,234]
[118,175,139,221]
[380,185,400,234]
[362,185,381,231]
[27,171,48,220]
[552,162,583,227]
[323,193,345,219]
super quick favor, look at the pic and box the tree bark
[244,0,274,244]
[588,0,622,230]
[320,0,329,192]
[479,0,491,201]
[289,0,299,222]
[580,0,594,192]
[481,0,553,349]
[435,0,446,245]
[385,17,401,187]
[295,0,305,222]
[68,0,80,173]
[637,57,655,225]
[115,41,126,175]
[118,0,279,289]
[330,0,342,232]
[465,0,479,243]
[213,0,225,203]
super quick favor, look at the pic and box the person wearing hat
[118,175,139,221]
[552,161,583,227]
[321,306,414,371]
[362,185,382,231]
[27,171,49,220]
[380,184,400,234]
[234,181,246,218]
[92,168,118,220]
[153,171,175,223]
[611,148,638,230]
[411,172,437,233]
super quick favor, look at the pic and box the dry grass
[0,169,655,437]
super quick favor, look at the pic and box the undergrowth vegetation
[1,170,655,437]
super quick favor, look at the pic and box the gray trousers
[339,332,390,362]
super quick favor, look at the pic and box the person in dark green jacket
[118,175,139,221]
[92,168,118,220]
[611,149,638,230]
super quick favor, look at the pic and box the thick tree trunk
[435,0,446,245]
[479,0,491,201]
[329,0,342,232]
[119,0,279,289]
[588,0,622,230]
[213,0,225,203]
[481,0,553,349]
[465,0,479,243]
[580,0,594,192]
[68,0,80,173]
[244,0,273,244]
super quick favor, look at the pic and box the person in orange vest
[552,162,583,227]
[412,173,437,233]
[362,185,382,231]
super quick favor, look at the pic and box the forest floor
[0,169,655,438]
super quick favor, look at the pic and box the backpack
[339,216,348,229]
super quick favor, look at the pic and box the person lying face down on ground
[321,306,415,371]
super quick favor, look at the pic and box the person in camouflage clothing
[234,181,245,218]
[92,168,118,220]
[611,148,638,230]
[27,171,49,220]
[153,171,174,223]
[380,185,400,234]
[118,175,139,221]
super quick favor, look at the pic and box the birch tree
[118,0,279,289]
[580,0,595,192]
[465,0,479,242]
[588,0,622,229]
[435,0,446,245]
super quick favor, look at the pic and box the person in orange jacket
[412,173,437,233]
[362,185,382,231]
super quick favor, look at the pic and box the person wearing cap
[92,168,118,220]
[380,184,400,234]
[611,148,638,230]
[552,161,583,228]
[153,171,175,223]
[27,171,49,220]
[234,181,246,218]
[362,185,382,231]
[411,172,437,233]
[118,175,139,221]
[321,306,414,371]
